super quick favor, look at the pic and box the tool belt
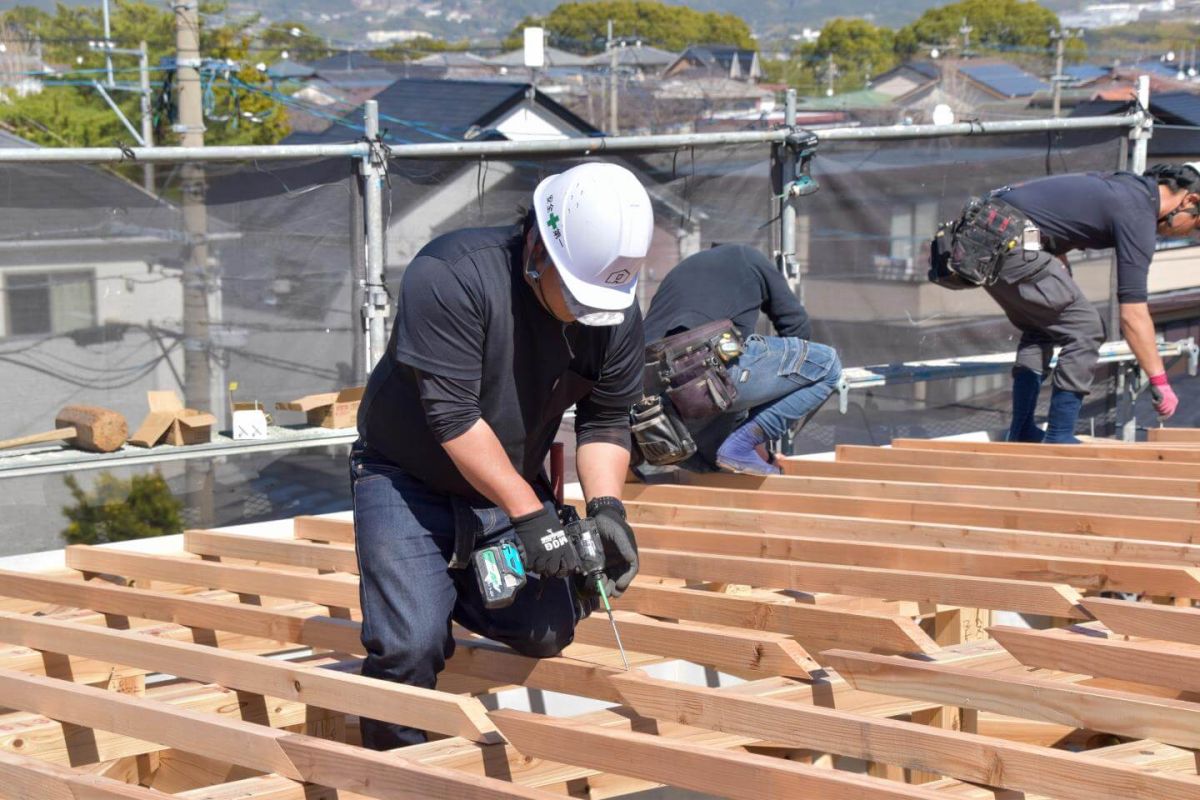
[928,196,1027,290]
[644,319,742,421]
[630,394,696,466]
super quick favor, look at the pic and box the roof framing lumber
[633,524,1200,595]
[636,549,1088,618]
[624,483,1199,542]
[991,625,1200,694]
[611,672,1200,800]
[491,708,949,800]
[292,515,354,544]
[836,443,1200,480]
[892,438,1200,463]
[624,499,1200,565]
[1148,428,1200,442]
[616,583,939,656]
[1082,596,1200,644]
[824,649,1200,749]
[780,454,1200,497]
[0,609,500,744]
[0,746,173,799]
[0,666,556,799]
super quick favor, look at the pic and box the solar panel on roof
[1063,64,1107,82]
[959,63,1049,98]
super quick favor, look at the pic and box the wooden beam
[1082,597,1200,645]
[0,666,554,800]
[611,673,1200,800]
[0,746,173,799]
[824,649,1200,749]
[624,500,1200,566]
[836,444,1200,481]
[891,438,1200,464]
[991,625,1200,694]
[185,531,356,574]
[573,610,815,678]
[623,483,1200,543]
[683,471,1200,520]
[292,516,354,544]
[636,550,1087,618]
[616,583,939,656]
[1149,429,1200,443]
[780,454,1200,497]
[633,524,1200,596]
[491,709,948,800]
[0,610,499,744]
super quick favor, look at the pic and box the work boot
[716,422,781,476]
[1042,387,1084,444]
[1007,368,1045,443]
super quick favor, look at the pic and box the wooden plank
[625,500,1200,566]
[178,776,347,800]
[991,625,1200,694]
[1149,428,1200,443]
[616,583,939,656]
[624,483,1199,543]
[633,524,1200,596]
[892,437,1200,463]
[185,530,357,574]
[824,649,1200,750]
[0,666,554,800]
[1083,597,1200,645]
[611,672,1200,800]
[0,747,172,799]
[781,454,1200,497]
[684,470,1200,520]
[491,709,948,800]
[0,610,499,744]
[292,516,354,544]
[636,549,1087,619]
[573,610,815,678]
[836,443,1200,481]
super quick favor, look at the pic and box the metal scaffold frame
[0,89,1161,474]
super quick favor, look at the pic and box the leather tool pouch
[929,197,1026,289]
[646,319,741,421]
[630,395,696,466]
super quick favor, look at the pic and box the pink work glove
[1149,373,1179,420]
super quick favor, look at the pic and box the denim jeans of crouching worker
[350,444,587,750]
[685,335,842,468]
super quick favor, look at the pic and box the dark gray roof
[308,51,396,72]
[677,45,756,75]
[1063,64,1108,84]
[267,59,318,80]
[282,78,599,145]
[958,62,1048,98]
[586,44,677,68]
[1070,92,1200,157]
[487,46,588,67]
[1155,91,1200,127]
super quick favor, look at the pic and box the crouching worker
[637,244,842,476]
[930,164,1200,442]
[351,163,652,749]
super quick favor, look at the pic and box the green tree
[765,18,896,95]
[504,0,755,55]
[61,471,183,546]
[895,0,1063,59]
[258,21,331,64]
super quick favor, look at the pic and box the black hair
[1146,163,1200,193]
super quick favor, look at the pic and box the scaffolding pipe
[0,113,1140,165]
[779,88,799,293]
[361,100,389,370]
[1129,75,1152,176]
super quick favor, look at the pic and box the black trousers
[984,250,1105,395]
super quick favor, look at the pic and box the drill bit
[594,577,629,670]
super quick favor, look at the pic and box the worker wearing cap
[643,244,842,475]
[967,164,1200,443]
[351,163,651,749]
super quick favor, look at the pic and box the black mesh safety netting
[3,124,1199,551]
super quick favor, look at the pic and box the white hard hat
[533,163,654,311]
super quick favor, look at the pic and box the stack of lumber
[3,436,1200,797]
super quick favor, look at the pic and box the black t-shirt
[996,172,1160,303]
[357,224,645,500]
[643,244,811,342]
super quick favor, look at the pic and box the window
[5,270,96,336]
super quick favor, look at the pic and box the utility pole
[139,40,154,191]
[1049,30,1077,118]
[101,0,114,86]
[607,19,618,135]
[959,17,973,58]
[825,52,837,96]
[175,0,213,524]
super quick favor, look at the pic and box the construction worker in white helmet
[350,162,652,749]
[930,162,1200,443]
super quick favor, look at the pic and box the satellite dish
[932,104,955,126]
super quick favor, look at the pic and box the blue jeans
[350,445,584,750]
[685,336,842,468]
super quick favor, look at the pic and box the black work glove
[586,497,639,599]
[512,506,579,578]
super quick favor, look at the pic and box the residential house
[584,44,677,75]
[1071,90,1200,157]
[664,45,762,83]
[869,59,1051,122]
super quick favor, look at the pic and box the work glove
[586,497,639,599]
[1149,373,1180,420]
[512,507,579,578]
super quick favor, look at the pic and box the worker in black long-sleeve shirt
[644,244,842,474]
[965,164,1200,443]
